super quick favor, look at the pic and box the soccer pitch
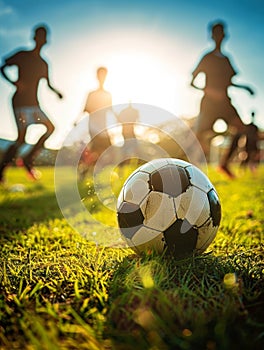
[0,165,263,349]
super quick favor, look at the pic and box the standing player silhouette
[83,66,112,157]
[118,102,139,141]
[0,24,63,182]
[190,20,254,178]
[75,67,114,179]
[117,102,140,160]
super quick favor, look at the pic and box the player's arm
[0,62,17,87]
[191,78,203,91]
[73,93,91,126]
[45,60,63,99]
[47,77,63,99]
[108,96,119,120]
[190,67,205,92]
[226,56,254,95]
[231,83,254,95]
[73,110,88,126]
[190,74,204,91]
[190,55,208,91]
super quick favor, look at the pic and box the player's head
[33,24,49,47]
[209,20,227,45]
[97,66,108,85]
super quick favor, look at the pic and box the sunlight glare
[105,51,178,113]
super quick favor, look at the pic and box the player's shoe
[16,157,24,167]
[26,167,42,181]
[18,158,41,180]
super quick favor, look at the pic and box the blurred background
[1,0,263,164]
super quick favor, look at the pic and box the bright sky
[0,0,263,149]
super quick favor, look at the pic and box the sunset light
[0,1,263,151]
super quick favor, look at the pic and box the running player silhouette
[0,24,63,181]
[190,20,254,178]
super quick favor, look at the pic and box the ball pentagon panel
[150,165,190,197]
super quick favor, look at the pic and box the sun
[105,51,178,113]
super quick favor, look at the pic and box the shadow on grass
[0,186,63,238]
[106,252,264,350]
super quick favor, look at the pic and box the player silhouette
[83,66,112,157]
[190,20,254,178]
[0,24,63,182]
[118,101,139,140]
[241,112,260,173]
[117,102,140,161]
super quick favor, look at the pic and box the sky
[0,0,264,149]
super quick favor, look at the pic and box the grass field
[0,164,263,350]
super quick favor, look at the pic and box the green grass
[0,165,263,350]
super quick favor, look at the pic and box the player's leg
[196,129,214,162]
[219,104,245,178]
[195,97,216,161]
[23,108,55,168]
[0,109,27,182]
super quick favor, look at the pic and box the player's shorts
[14,106,50,126]
[196,95,243,134]
[90,133,111,153]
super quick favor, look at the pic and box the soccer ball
[117,158,221,258]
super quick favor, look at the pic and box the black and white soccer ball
[117,158,221,258]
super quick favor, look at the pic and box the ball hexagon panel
[163,219,198,258]
[196,217,219,253]
[131,227,165,253]
[174,186,210,227]
[123,171,151,205]
[207,189,221,227]
[140,191,176,231]
[117,201,144,239]
[150,165,190,197]
[186,165,213,193]
[138,158,170,174]
[167,158,191,168]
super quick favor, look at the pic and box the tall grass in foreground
[0,165,263,349]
